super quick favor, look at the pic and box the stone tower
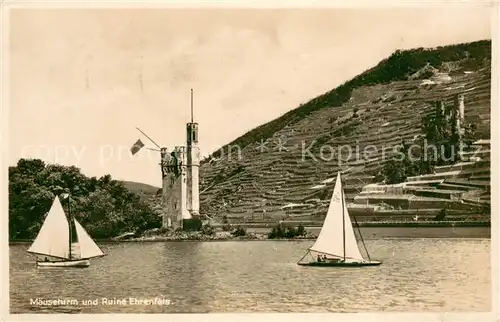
[160,89,202,231]
[456,94,465,133]
[161,146,189,229]
[186,89,200,218]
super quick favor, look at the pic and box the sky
[6,6,492,187]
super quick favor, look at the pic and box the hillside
[198,40,491,223]
[121,181,161,200]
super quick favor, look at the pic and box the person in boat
[322,255,327,262]
[317,255,323,262]
[44,257,49,262]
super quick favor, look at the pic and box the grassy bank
[9,222,491,244]
[215,220,491,229]
[345,220,489,227]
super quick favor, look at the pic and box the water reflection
[157,242,209,312]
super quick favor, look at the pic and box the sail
[309,172,364,261]
[27,196,71,259]
[73,219,104,259]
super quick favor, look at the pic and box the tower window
[187,125,198,143]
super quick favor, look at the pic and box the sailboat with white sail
[297,172,381,267]
[27,194,106,268]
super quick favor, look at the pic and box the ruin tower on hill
[455,94,465,135]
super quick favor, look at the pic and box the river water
[10,238,490,313]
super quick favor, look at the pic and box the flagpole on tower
[190,89,194,123]
[130,127,163,156]
[135,127,162,149]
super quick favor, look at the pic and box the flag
[130,139,145,155]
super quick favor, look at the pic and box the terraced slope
[349,141,490,222]
[199,41,491,223]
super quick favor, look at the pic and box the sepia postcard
[1,0,499,321]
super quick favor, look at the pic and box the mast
[340,173,346,261]
[307,171,364,262]
[67,194,72,259]
[353,215,371,261]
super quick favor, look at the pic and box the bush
[419,70,435,79]
[296,224,306,236]
[201,223,215,236]
[373,172,385,183]
[352,107,359,118]
[434,208,447,221]
[285,227,297,238]
[268,223,307,239]
[382,159,407,184]
[157,227,170,235]
[327,116,338,124]
[221,215,232,231]
[231,226,247,237]
[268,224,285,239]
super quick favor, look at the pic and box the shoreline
[228,220,491,229]
[9,234,491,245]
[9,222,491,244]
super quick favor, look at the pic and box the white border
[1,1,498,322]
[1,0,11,319]
[489,0,499,318]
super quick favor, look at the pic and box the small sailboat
[27,194,106,268]
[297,172,381,267]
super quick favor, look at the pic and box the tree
[421,101,462,167]
[9,159,161,240]
[382,158,407,184]
[382,140,420,184]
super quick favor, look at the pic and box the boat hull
[298,260,381,267]
[37,259,90,268]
